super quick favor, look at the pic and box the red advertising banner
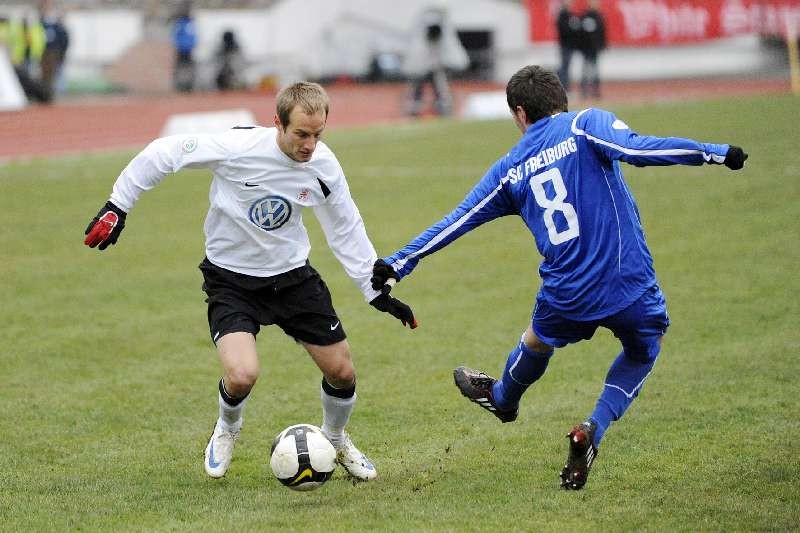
[528,0,800,45]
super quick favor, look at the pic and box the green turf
[1,93,798,531]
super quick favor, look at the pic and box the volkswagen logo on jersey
[249,195,292,231]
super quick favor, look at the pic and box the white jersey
[109,126,381,302]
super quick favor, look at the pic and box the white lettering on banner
[548,0,562,19]
[721,0,756,35]
[760,4,800,36]
[529,0,800,45]
[718,1,800,36]
[616,0,710,41]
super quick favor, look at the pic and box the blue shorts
[532,284,670,360]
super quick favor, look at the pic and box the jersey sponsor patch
[182,137,198,153]
[248,195,292,231]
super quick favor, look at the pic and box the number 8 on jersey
[529,167,579,245]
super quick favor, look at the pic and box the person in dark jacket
[556,0,581,93]
[215,30,244,91]
[578,0,607,98]
[39,1,70,98]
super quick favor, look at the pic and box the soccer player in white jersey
[84,82,418,481]
[371,65,748,489]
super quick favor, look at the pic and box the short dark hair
[506,65,568,125]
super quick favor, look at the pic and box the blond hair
[276,82,330,127]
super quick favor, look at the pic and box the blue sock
[590,346,660,447]
[492,339,554,409]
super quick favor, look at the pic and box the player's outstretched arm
[83,133,233,252]
[577,109,749,169]
[84,201,127,250]
[724,146,748,170]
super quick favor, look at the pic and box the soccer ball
[269,424,336,491]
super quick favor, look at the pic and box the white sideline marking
[161,109,257,136]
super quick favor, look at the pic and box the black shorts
[199,258,346,346]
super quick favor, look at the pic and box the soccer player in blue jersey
[370,65,748,490]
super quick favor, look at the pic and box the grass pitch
[1,93,798,531]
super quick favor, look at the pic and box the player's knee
[623,336,663,364]
[226,365,260,393]
[523,331,554,353]
[324,361,355,389]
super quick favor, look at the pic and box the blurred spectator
[366,52,403,83]
[215,30,244,91]
[578,0,607,98]
[172,0,197,92]
[404,6,468,117]
[556,0,581,94]
[0,13,51,103]
[39,0,70,98]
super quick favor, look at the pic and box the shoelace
[216,430,238,447]
[469,375,494,389]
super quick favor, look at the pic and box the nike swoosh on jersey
[330,321,340,330]
[244,182,259,187]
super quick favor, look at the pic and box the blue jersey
[384,108,730,320]
[173,17,197,54]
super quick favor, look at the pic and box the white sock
[320,385,356,445]
[218,392,246,433]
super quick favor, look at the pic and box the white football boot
[204,420,239,478]
[324,431,377,481]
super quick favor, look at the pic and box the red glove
[84,201,127,250]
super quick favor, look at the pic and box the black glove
[84,201,127,250]
[371,259,397,294]
[370,293,418,329]
[724,145,748,170]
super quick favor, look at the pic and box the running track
[0,78,789,160]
